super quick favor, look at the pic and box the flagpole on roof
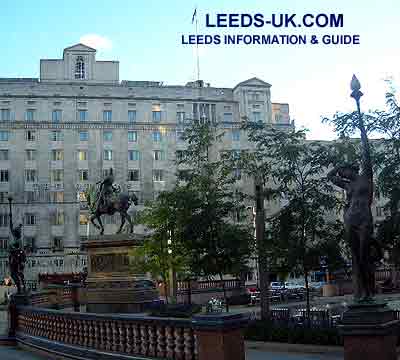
[192,6,200,80]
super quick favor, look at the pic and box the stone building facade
[0,44,292,281]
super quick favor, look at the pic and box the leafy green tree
[130,188,196,304]
[178,119,253,311]
[262,130,343,322]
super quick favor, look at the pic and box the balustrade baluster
[118,321,126,353]
[148,325,157,356]
[140,324,149,356]
[98,320,106,350]
[106,321,112,351]
[126,323,133,354]
[183,327,194,360]
[88,320,95,348]
[83,320,89,347]
[111,321,119,352]
[133,323,141,354]
[194,333,198,360]
[174,327,184,360]
[156,325,166,358]
[166,325,175,359]
[92,320,99,349]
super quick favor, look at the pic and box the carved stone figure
[7,197,26,294]
[85,169,138,235]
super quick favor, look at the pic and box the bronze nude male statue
[7,197,26,294]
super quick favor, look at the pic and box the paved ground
[247,349,343,359]
[0,347,47,359]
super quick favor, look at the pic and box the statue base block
[82,234,159,314]
[338,302,400,360]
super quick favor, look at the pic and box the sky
[1,0,400,139]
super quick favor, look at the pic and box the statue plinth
[81,234,159,313]
[338,301,400,360]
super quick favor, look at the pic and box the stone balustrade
[16,306,197,359]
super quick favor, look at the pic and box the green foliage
[178,120,254,280]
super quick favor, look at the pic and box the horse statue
[84,171,139,235]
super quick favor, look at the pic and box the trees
[130,188,195,304]
[178,120,253,311]
[262,130,343,321]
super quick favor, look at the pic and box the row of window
[0,168,167,183]
[0,129,241,143]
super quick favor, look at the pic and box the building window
[50,131,63,142]
[232,130,240,141]
[176,111,185,124]
[52,110,62,122]
[53,237,63,251]
[223,113,233,122]
[152,131,161,142]
[25,191,38,203]
[102,168,113,178]
[75,56,85,80]
[0,131,9,141]
[103,131,112,142]
[25,149,36,161]
[0,150,8,161]
[0,170,8,182]
[25,109,35,122]
[0,238,7,250]
[128,110,136,123]
[24,237,36,252]
[77,191,86,202]
[52,210,64,225]
[103,150,113,161]
[78,169,89,181]
[252,111,262,123]
[78,110,87,121]
[153,150,165,161]
[275,114,282,123]
[0,214,8,227]
[176,131,184,143]
[50,191,64,203]
[152,104,161,122]
[0,109,10,121]
[25,213,36,226]
[79,131,88,141]
[0,192,8,203]
[51,149,64,161]
[233,168,242,180]
[79,214,88,225]
[25,169,37,182]
[128,150,140,161]
[176,150,184,161]
[152,169,164,182]
[103,110,112,122]
[25,131,35,141]
[128,169,140,181]
[128,131,137,142]
[51,169,63,182]
[77,150,87,161]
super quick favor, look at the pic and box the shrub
[244,320,343,346]
[149,303,202,318]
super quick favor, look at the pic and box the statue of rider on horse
[85,168,138,235]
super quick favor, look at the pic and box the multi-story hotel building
[0,43,292,281]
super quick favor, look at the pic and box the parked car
[270,282,285,291]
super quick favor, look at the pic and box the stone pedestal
[192,313,249,360]
[338,302,400,360]
[81,234,159,314]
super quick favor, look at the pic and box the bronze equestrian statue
[85,169,138,235]
[327,76,381,301]
[7,197,26,294]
